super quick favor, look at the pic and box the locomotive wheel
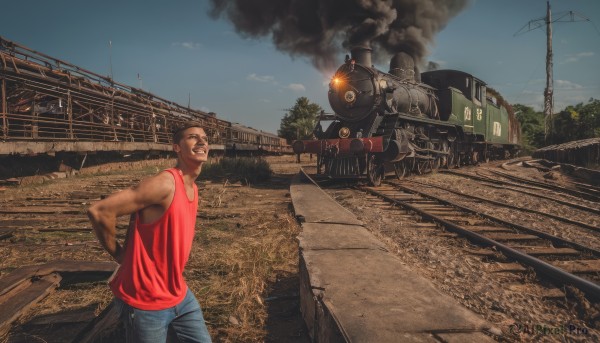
[415,160,423,175]
[446,145,456,169]
[394,161,407,179]
[415,159,428,175]
[484,151,490,163]
[316,154,323,174]
[471,151,479,165]
[407,158,415,176]
[431,156,440,171]
[443,143,456,169]
[367,154,384,186]
[439,142,449,169]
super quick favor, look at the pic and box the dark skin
[87,127,209,263]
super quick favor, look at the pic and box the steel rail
[385,180,600,257]
[488,169,600,202]
[359,184,600,301]
[406,179,600,233]
[441,169,600,213]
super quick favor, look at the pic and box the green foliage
[487,87,513,116]
[514,98,600,151]
[513,104,545,153]
[278,97,323,142]
[548,98,600,144]
[199,157,272,184]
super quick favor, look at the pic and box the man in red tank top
[88,121,211,342]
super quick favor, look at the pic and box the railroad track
[489,169,600,202]
[405,179,600,233]
[467,163,600,202]
[440,168,600,215]
[356,180,600,302]
[0,179,138,241]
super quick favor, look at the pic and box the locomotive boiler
[293,46,520,186]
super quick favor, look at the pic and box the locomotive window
[474,82,482,103]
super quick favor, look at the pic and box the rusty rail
[360,183,600,302]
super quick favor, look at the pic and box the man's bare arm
[87,172,174,263]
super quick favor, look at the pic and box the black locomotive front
[294,46,443,184]
[329,47,438,127]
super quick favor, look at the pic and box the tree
[513,104,545,152]
[549,98,600,144]
[278,97,323,142]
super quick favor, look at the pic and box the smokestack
[414,65,421,83]
[351,46,372,67]
[389,52,415,80]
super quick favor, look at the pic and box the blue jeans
[113,289,212,342]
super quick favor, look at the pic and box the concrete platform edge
[290,171,499,343]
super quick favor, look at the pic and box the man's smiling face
[174,127,209,164]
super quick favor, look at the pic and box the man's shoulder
[136,170,176,194]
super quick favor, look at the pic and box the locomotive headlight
[331,77,343,89]
[339,127,350,138]
[344,90,356,103]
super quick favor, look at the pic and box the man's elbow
[87,204,106,230]
[87,205,98,222]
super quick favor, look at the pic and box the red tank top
[110,168,198,310]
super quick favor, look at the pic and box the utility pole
[544,1,553,143]
[109,40,114,83]
[515,1,590,144]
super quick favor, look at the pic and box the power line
[515,1,589,144]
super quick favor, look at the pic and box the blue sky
[2,0,599,134]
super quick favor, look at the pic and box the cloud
[561,51,594,64]
[287,83,305,92]
[258,99,271,103]
[247,73,276,83]
[555,79,583,90]
[245,74,303,92]
[172,41,202,50]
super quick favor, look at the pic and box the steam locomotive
[292,47,521,185]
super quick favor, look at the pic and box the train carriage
[0,36,289,160]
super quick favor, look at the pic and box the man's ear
[173,143,181,152]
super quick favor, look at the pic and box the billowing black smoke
[208,0,470,72]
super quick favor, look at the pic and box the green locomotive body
[293,48,521,185]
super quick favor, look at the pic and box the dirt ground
[324,159,600,342]
[4,154,599,342]
[0,155,313,343]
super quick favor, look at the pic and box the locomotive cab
[421,70,486,120]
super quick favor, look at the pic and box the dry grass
[186,184,300,342]
[1,156,301,342]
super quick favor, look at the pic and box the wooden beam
[0,273,61,337]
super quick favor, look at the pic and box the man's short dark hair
[172,121,204,143]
